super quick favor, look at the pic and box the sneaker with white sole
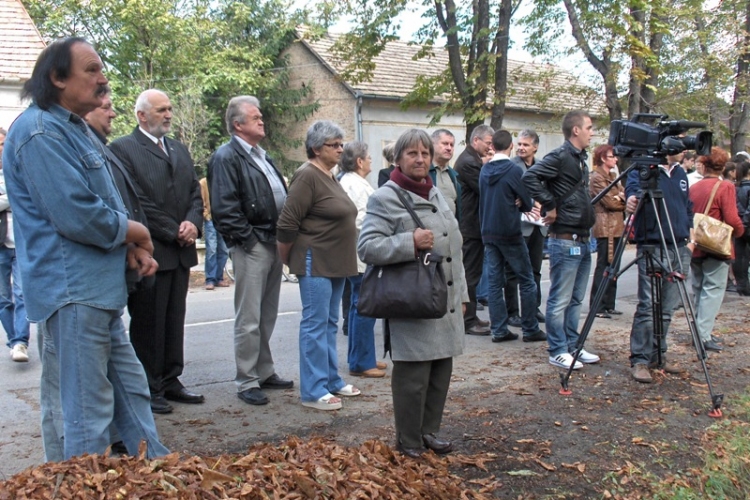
[10,344,29,362]
[549,353,583,370]
[577,349,600,364]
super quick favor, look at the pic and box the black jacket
[454,144,484,239]
[207,137,287,252]
[522,141,595,236]
[89,126,155,293]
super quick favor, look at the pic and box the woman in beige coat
[358,129,468,458]
[589,144,625,318]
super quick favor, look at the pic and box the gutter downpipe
[354,91,363,141]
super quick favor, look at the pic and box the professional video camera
[608,113,712,161]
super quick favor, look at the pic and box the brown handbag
[693,180,733,258]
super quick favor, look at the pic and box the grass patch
[650,393,750,499]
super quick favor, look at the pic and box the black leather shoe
[491,332,518,342]
[238,387,269,405]
[465,325,490,336]
[523,329,547,342]
[535,310,545,323]
[396,443,425,459]
[422,433,453,454]
[704,340,723,352]
[507,315,523,328]
[260,374,294,390]
[476,302,485,311]
[476,318,490,328]
[606,309,623,315]
[478,298,488,307]
[164,388,205,404]
[711,335,723,344]
[110,441,128,456]
[150,395,173,414]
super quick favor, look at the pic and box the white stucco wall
[0,82,26,130]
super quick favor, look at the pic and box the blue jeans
[44,303,169,459]
[484,241,539,337]
[203,220,228,285]
[0,245,30,348]
[297,251,346,402]
[545,238,591,356]
[630,245,691,366]
[476,260,489,302]
[347,274,377,372]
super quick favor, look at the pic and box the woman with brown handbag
[689,147,745,353]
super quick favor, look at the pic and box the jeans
[590,237,621,312]
[629,245,691,366]
[484,241,539,337]
[44,303,169,459]
[476,261,489,302]
[545,238,591,357]
[0,246,29,348]
[297,251,347,401]
[203,220,229,285]
[462,237,484,328]
[691,257,729,343]
[347,274,377,372]
[504,227,544,316]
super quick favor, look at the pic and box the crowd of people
[3,37,750,463]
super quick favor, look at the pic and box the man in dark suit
[208,96,293,406]
[455,124,494,336]
[110,89,204,414]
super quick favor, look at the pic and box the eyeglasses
[323,142,344,149]
[605,155,616,159]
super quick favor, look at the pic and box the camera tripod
[559,160,723,418]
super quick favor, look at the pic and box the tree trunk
[489,0,512,131]
[731,0,750,154]
[627,5,645,117]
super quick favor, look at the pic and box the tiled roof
[0,0,45,82]
[298,31,601,115]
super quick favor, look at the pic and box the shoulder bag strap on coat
[704,179,723,216]
[385,184,426,229]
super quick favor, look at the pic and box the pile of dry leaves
[0,436,499,499]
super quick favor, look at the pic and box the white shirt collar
[490,153,510,162]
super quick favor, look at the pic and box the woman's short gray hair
[305,120,344,159]
[225,96,261,135]
[340,141,369,173]
[394,129,434,165]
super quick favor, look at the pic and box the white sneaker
[549,353,582,370]
[577,349,600,364]
[10,344,29,362]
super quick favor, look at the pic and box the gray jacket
[358,181,467,362]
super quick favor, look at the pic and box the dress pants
[391,357,453,449]
[589,237,621,312]
[462,237,484,328]
[128,265,189,396]
[504,227,544,316]
[233,243,282,392]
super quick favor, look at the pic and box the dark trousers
[128,265,189,396]
[462,237,484,328]
[590,237,621,312]
[505,227,544,316]
[391,357,453,449]
[733,236,750,292]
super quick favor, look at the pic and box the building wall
[283,42,356,164]
[0,83,25,130]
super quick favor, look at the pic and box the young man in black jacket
[522,110,598,370]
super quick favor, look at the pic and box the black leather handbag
[357,185,448,319]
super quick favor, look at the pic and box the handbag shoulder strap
[385,184,426,229]
[703,179,723,215]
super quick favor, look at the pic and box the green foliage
[22,0,319,174]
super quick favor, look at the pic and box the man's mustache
[95,84,110,98]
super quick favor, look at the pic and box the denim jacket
[2,103,129,321]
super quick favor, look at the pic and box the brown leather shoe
[649,361,683,374]
[632,364,653,383]
[204,283,215,290]
[350,368,386,378]
[422,433,453,454]
[217,280,231,287]
[376,361,387,370]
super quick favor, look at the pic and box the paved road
[0,248,645,479]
